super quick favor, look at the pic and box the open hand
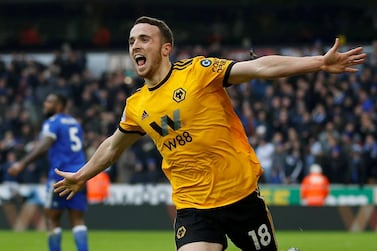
[322,38,366,73]
[53,168,86,200]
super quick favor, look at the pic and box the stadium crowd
[1,39,377,188]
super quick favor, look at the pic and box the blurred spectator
[283,148,303,184]
[270,132,286,184]
[145,158,162,184]
[19,24,42,47]
[363,134,377,183]
[87,171,110,204]
[93,26,111,48]
[325,135,348,183]
[0,151,45,231]
[12,186,46,232]
[347,144,366,188]
[368,39,377,67]
[116,149,137,183]
[300,164,330,206]
[254,125,274,183]
[129,160,148,184]
[1,151,21,229]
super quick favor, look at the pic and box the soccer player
[8,93,88,251]
[54,16,366,251]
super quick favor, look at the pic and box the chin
[136,68,149,78]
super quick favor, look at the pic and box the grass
[0,230,376,251]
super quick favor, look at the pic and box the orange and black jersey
[119,56,263,209]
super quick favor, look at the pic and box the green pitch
[0,230,375,251]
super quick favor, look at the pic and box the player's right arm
[54,128,141,199]
[8,136,54,177]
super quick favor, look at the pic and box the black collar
[148,65,174,91]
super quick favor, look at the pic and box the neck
[144,61,172,87]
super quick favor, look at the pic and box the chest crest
[173,88,186,103]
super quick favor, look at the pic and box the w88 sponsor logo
[163,131,192,151]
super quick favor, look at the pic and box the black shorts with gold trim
[174,189,278,251]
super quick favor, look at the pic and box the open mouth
[135,55,146,66]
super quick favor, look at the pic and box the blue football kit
[42,113,89,251]
[41,113,87,211]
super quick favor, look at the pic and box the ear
[162,43,172,57]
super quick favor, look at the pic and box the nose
[130,39,141,52]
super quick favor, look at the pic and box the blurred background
[0,0,376,50]
[1,0,377,232]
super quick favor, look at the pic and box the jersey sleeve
[118,99,146,135]
[194,57,236,88]
[41,120,57,140]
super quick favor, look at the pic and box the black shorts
[174,190,278,251]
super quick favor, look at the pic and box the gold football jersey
[119,56,263,209]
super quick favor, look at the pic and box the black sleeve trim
[118,125,146,136]
[223,61,236,88]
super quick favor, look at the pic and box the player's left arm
[7,136,54,176]
[228,38,366,84]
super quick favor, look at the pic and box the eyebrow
[129,34,151,42]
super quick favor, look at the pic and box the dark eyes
[129,36,150,46]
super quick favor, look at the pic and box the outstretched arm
[228,38,366,84]
[54,129,141,199]
[8,136,54,176]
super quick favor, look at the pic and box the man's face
[43,94,58,118]
[128,23,164,79]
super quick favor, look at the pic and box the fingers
[332,37,340,52]
[349,57,366,66]
[54,168,64,176]
[53,181,75,200]
[345,48,365,64]
[344,63,362,73]
[53,180,68,195]
[344,67,359,73]
[346,46,364,55]
[58,189,75,200]
[344,59,365,72]
[345,46,365,60]
[351,52,367,62]
[53,180,65,193]
[58,188,72,198]
[67,192,75,200]
[342,46,366,72]
[345,51,366,72]
[53,171,75,200]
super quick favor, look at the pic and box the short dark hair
[134,16,174,46]
[52,93,67,109]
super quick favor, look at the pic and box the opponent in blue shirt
[8,93,89,251]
